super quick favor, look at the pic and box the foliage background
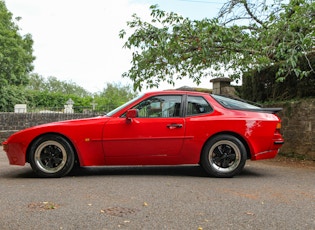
[241,52,315,101]
[120,1,315,92]
[1,0,314,112]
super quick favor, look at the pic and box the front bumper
[2,142,26,166]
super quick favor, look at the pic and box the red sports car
[2,90,284,178]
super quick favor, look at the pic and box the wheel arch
[26,132,80,166]
[200,131,251,162]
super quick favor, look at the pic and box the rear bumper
[251,137,284,161]
[251,149,280,160]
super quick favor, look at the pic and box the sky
[5,0,224,93]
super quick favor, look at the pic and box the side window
[133,95,182,118]
[186,96,213,116]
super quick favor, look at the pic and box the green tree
[0,85,27,112]
[24,74,93,112]
[27,74,91,97]
[94,82,137,113]
[25,90,93,112]
[25,82,136,113]
[0,1,34,87]
[120,0,315,90]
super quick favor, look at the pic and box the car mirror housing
[126,109,138,123]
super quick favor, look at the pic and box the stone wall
[275,99,315,160]
[0,113,97,143]
[1,99,314,160]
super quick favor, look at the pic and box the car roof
[143,89,210,97]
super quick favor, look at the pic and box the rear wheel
[201,134,247,178]
[29,134,75,178]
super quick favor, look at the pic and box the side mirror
[126,109,138,123]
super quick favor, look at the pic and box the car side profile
[2,90,284,178]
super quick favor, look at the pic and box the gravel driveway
[0,149,314,230]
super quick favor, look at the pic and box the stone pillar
[14,104,27,113]
[210,77,237,97]
[64,99,74,113]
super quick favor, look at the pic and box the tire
[29,134,75,178]
[201,134,247,178]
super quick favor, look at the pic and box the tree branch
[242,1,266,28]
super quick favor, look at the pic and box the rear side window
[211,94,261,110]
[186,96,213,116]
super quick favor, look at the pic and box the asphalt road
[0,149,314,230]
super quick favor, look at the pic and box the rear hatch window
[211,94,282,114]
[212,94,260,109]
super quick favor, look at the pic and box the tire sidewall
[201,134,247,178]
[29,134,75,178]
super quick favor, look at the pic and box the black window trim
[183,94,214,117]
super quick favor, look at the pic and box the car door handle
[167,123,183,129]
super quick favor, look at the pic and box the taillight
[274,122,284,145]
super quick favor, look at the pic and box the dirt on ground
[263,155,315,169]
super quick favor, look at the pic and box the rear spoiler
[261,108,283,114]
[236,108,283,114]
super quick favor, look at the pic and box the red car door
[102,95,186,164]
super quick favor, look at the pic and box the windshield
[211,94,261,110]
[106,94,143,117]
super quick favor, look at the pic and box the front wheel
[201,135,247,178]
[29,134,75,178]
